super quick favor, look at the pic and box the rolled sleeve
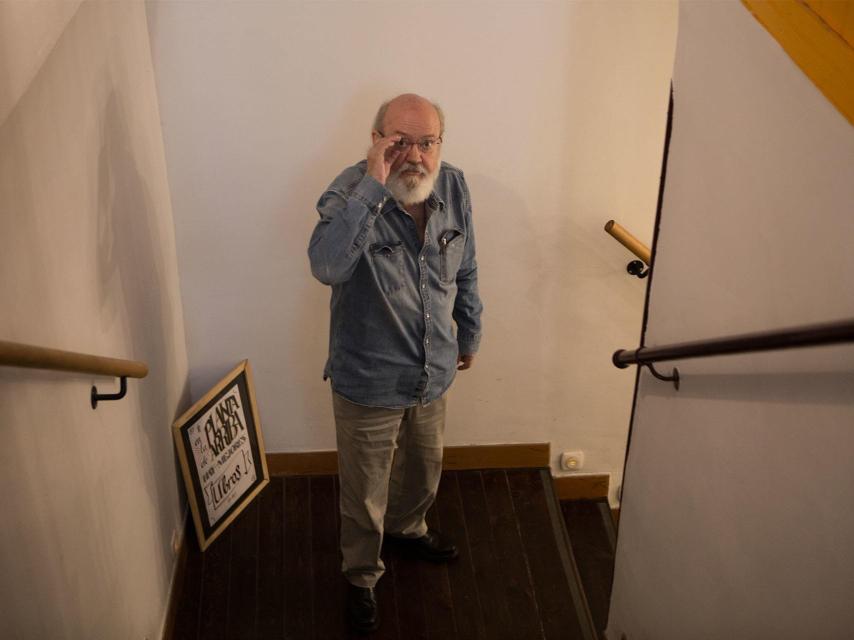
[308,171,389,285]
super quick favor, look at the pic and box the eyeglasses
[377,132,442,154]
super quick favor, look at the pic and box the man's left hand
[457,354,475,370]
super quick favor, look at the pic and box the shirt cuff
[458,333,481,355]
[351,174,389,209]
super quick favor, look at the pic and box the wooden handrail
[604,220,651,265]
[0,340,148,379]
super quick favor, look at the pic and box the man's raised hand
[367,134,403,185]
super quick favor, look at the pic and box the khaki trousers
[332,391,446,588]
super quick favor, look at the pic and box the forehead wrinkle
[390,130,439,142]
[383,104,440,138]
[388,121,438,138]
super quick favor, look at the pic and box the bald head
[373,93,445,137]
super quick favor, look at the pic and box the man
[308,93,483,633]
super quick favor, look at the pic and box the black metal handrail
[613,318,854,390]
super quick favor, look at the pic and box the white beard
[386,162,439,206]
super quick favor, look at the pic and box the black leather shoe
[347,584,379,633]
[390,529,459,562]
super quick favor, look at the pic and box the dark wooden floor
[170,468,590,640]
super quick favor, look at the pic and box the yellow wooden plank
[743,0,854,126]
[805,0,854,46]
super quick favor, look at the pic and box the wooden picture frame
[172,360,269,551]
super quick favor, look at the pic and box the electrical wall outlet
[171,528,181,556]
[560,450,585,471]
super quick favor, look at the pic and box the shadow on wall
[643,369,854,406]
[96,90,190,564]
[288,89,397,429]
[462,172,543,382]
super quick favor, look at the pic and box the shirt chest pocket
[369,241,405,294]
[439,229,466,284]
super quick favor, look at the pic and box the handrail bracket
[644,363,680,390]
[91,376,128,409]
[627,260,649,279]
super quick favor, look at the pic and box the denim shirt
[308,160,483,408]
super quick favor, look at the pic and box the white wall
[607,2,854,638]
[0,0,80,125]
[0,2,189,638]
[146,0,677,503]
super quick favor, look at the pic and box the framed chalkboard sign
[172,360,269,551]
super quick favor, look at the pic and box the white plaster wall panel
[0,2,189,637]
[607,2,854,637]
[0,0,81,125]
[146,0,678,503]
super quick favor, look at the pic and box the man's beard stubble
[386,161,439,206]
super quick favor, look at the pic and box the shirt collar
[427,192,445,213]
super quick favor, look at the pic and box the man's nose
[405,143,422,162]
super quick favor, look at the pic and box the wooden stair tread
[170,468,597,639]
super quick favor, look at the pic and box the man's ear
[371,130,382,144]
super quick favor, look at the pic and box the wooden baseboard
[266,443,550,476]
[443,443,549,470]
[552,473,610,500]
[266,450,338,476]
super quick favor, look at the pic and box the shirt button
[426,313,430,319]
[426,338,430,344]
[420,256,425,262]
[421,284,426,289]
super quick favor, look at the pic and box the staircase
[559,497,618,638]
[166,468,615,640]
